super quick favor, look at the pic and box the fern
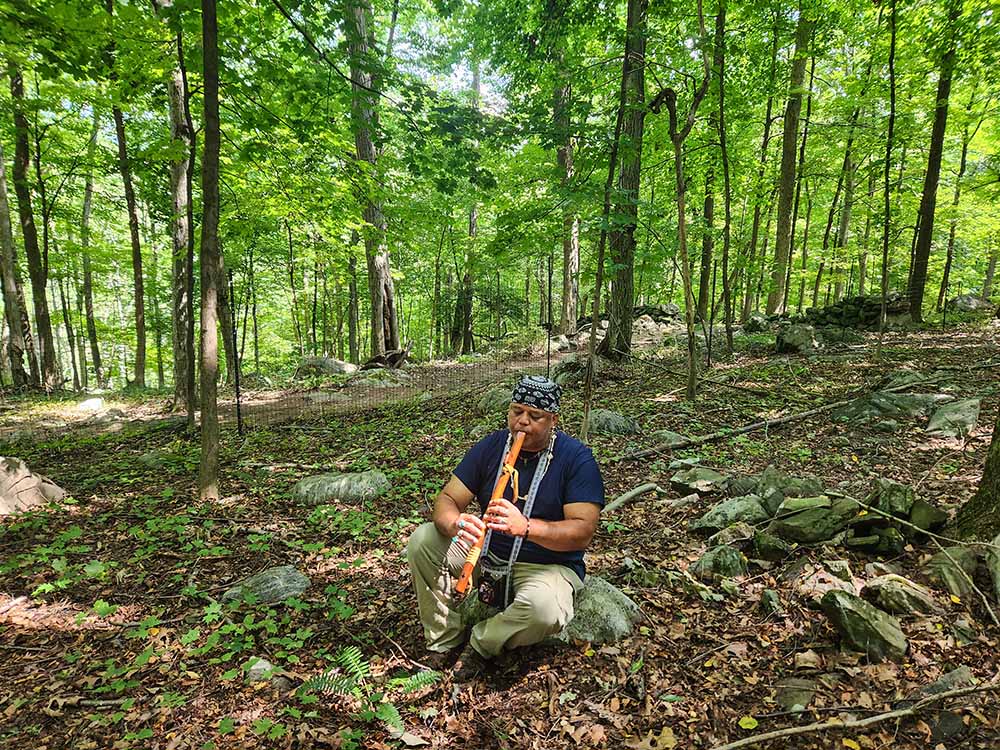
[389,670,441,693]
[302,669,358,697]
[374,701,404,731]
[335,645,370,684]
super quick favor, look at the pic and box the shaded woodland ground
[1,324,999,749]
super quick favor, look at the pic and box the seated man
[407,375,604,680]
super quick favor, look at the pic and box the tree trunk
[603,0,648,362]
[57,274,79,390]
[878,0,898,344]
[908,0,960,323]
[164,19,193,411]
[345,0,398,358]
[73,258,87,389]
[217,250,235,385]
[741,16,779,323]
[833,155,855,301]
[199,0,221,502]
[952,409,1000,540]
[286,222,303,354]
[10,64,58,389]
[555,79,580,335]
[766,12,814,314]
[80,107,105,388]
[796,180,813,312]
[784,57,815,312]
[430,224,443,360]
[0,142,28,387]
[348,244,359,364]
[984,236,998,299]
[716,14,733,353]
[859,170,875,296]
[697,134,715,322]
[937,109,974,312]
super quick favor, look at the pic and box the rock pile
[801,293,910,329]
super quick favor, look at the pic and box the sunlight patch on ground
[0,594,144,632]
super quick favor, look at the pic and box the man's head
[508,375,561,451]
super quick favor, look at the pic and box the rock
[549,334,575,352]
[293,470,391,505]
[760,589,782,615]
[246,657,292,691]
[295,356,358,378]
[947,294,994,313]
[477,387,511,415]
[863,574,941,615]
[667,493,701,510]
[822,560,853,583]
[743,312,769,333]
[927,399,981,439]
[751,531,793,562]
[632,314,665,345]
[77,397,105,412]
[988,532,1000,606]
[671,467,730,496]
[588,409,640,436]
[552,354,601,386]
[882,369,933,390]
[909,498,949,532]
[755,466,824,516]
[222,565,310,604]
[832,391,954,424]
[551,576,642,645]
[774,678,818,712]
[776,323,818,354]
[137,450,168,470]
[820,590,908,662]
[708,522,756,549]
[87,408,127,425]
[846,526,905,555]
[692,545,746,580]
[727,476,758,497]
[0,458,67,515]
[650,430,689,448]
[768,496,851,544]
[239,372,272,390]
[903,667,978,743]
[867,479,915,517]
[689,496,769,535]
[951,618,978,647]
[924,547,979,598]
[874,420,899,433]
[794,563,861,606]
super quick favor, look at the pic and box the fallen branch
[621,381,936,462]
[603,482,662,514]
[709,680,1000,750]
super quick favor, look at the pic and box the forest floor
[1,322,999,750]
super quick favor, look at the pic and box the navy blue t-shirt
[453,430,604,581]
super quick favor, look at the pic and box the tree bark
[217,249,235,384]
[698,130,715,322]
[716,13,733,352]
[766,12,814,314]
[0,141,28,387]
[199,0,221,501]
[10,64,58,389]
[908,0,960,323]
[936,129,968,312]
[878,0,898,345]
[79,107,105,388]
[784,57,815,312]
[555,78,579,335]
[107,0,146,386]
[344,0,398,357]
[833,155,855,301]
[603,0,648,361]
[348,241,359,364]
[984,236,998,299]
[57,274,79,391]
[73,257,87,389]
[952,410,1000,540]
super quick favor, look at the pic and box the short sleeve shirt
[453,430,604,581]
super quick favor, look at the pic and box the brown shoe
[419,649,455,671]
[452,644,490,682]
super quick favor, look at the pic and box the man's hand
[485,497,528,537]
[453,512,486,550]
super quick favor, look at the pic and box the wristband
[522,519,530,539]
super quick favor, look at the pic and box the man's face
[507,402,558,451]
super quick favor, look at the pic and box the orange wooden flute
[454,430,526,598]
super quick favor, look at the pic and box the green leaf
[738,716,759,730]
[217,717,235,735]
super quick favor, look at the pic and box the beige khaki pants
[406,522,581,658]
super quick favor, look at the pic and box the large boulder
[863,574,941,615]
[707,522,757,549]
[867,479,915,517]
[832,392,954,424]
[293,470,391,505]
[632,314,665,345]
[820,590,908,662]
[924,547,979,598]
[743,312,769,334]
[776,324,818,355]
[222,565,310,604]
[551,576,642,645]
[689,496,769,535]
[755,466,824,516]
[751,531,793,561]
[552,354,603,386]
[927,399,981,439]
[0,458,66,515]
[947,294,994,313]
[671,467,730,496]
[793,562,862,606]
[295,356,357,378]
[650,430,689,448]
[588,409,640,436]
[909,498,949,532]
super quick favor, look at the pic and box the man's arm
[485,499,600,552]
[432,474,486,545]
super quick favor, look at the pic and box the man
[407,375,605,680]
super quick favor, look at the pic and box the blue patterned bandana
[511,375,561,414]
